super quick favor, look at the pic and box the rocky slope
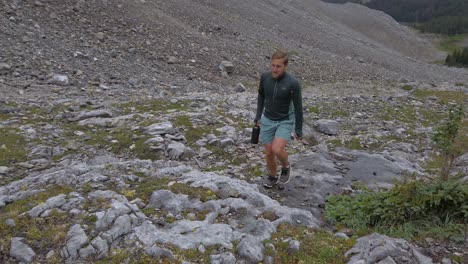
[0,0,467,263]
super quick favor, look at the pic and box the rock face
[10,238,36,263]
[346,233,433,264]
[61,225,88,260]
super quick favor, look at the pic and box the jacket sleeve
[254,74,265,122]
[292,80,303,137]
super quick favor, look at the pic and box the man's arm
[254,75,265,124]
[292,80,303,138]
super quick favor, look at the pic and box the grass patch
[412,89,468,105]
[171,115,219,145]
[0,185,73,255]
[265,224,354,264]
[308,106,320,114]
[325,178,468,242]
[118,99,189,115]
[0,128,28,166]
[95,248,176,264]
[123,177,218,203]
[379,105,417,125]
[455,82,465,86]
[401,85,413,91]
[61,123,159,161]
[437,34,468,54]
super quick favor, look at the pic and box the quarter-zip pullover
[255,71,303,137]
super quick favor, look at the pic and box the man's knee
[264,145,274,156]
[272,145,285,156]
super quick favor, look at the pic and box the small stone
[69,209,81,216]
[441,258,452,264]
[287,240,300,254]
[198,244,206,253]
[0,63,12,75]
[46,250,55,259]
[0,166,9,175]
[235,83,246,92]
[47,74,69,86]
[34,1,44,7]
[335,232,350,240]
[6,219,15,227]
[95,32,105,41]
[219,61,234,74]
[167,56,177,64]
[144,245,174,259]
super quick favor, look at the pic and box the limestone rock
[316,119,339,135]
[10,237,36,263]
[237,236,264,263]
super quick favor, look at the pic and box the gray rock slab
[316,119,339,135]
[377,256,397,264]
[10,237,36,263]
[345,233,433,264]
[148,190,202,214]
[145,121,175,135]
[144,245,174,259]
[210,252,237,264]
[29,145,53,159]
[91,236,109,259]
[239,219,276,241]
[135,220,242,250]
[237,236,264,263]
[29,194,67,217]
[339,150,420,188]
[79,245,97,259]
[167,141,188,160]
[95,199,134,231]
[74,110,113,121]
[62,224,88,260]
[102,214,132,243]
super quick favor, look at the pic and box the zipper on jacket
[273,80,278,100]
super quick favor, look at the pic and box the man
[254,50,303,189]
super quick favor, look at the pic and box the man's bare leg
[272,137,289,169]
[264,144,277,176]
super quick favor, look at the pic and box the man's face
[271,58,287,79]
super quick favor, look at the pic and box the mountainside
[1,0,467,98]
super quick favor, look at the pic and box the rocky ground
[0,0,467,263]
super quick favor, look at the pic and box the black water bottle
[251,125,260,144]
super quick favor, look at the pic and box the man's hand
[292,132,302,141]
[254,119,261,127]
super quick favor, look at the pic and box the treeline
[445,47,468,67]
[322,0,468,35]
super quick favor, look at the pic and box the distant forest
[323,0,468,35]
[446,47,468,67]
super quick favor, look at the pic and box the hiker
[254,50,303,189]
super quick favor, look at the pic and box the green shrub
[432,105,465,180]
[325,178,468,241]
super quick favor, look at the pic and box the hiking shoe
[263,175,279,188]
[279,165,291,184]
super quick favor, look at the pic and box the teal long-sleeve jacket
[254,71,303,137]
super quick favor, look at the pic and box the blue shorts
[260,115,294,144]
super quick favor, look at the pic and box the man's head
[271,50,288,79]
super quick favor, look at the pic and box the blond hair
[272,50,289,65]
